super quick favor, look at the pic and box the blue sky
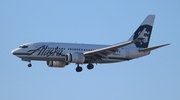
[1,0,180,100]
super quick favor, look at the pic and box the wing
[83,28,146,59]
[84,39,140,57]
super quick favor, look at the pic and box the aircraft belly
[21,55,65,61]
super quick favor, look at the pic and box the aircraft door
[125,48,129,58]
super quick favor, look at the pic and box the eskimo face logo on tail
[133,25,152,48]
[27,45,64,57]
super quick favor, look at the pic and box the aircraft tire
[76,66,82,72]
[28,64,32,67]
[87,64,94,70]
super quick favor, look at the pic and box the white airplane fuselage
[12,42,150,63]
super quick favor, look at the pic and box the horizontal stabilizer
[139,43,170,52]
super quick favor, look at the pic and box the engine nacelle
[46,61,68,68]
[65,53,85,64]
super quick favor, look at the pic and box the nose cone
[11,49,16,55]
[11,48,19,55]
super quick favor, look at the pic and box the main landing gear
[76,65,83,72]
[75,63,94,72]
[87,63,94,70]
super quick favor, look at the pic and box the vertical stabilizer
[128,15,155,48]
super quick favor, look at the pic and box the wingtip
[165,43,171,46]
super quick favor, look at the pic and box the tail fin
[128,15,155,48]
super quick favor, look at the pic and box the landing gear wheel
[76,66,82,72]
[28,63,32,67]
[87,64,94,70]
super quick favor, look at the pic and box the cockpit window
[19,45,28,48]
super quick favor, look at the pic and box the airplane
[11,15,169,72]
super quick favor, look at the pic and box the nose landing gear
[28,63,32,67]
[27,60,32,67]
[21,59,32,67]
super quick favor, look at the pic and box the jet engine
[46,61,68,68]
[65,53,85,64]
